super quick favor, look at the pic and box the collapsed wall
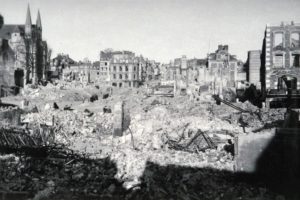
[0,103,21,126]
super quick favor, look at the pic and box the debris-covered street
[1,1,300,199]
[0,82,290,199]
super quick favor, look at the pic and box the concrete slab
[234,131,275,173]
[113,101,123,137]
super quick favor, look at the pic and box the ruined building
[98,49,159,87]
[99,50,140,87]
[263,22,300,90]
[164,56,205,82]
[207,45,238,87]
[0,5,48,94]
[246,21,300,106]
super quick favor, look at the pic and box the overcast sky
[1,0,300,62]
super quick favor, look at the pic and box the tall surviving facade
[207,45,238,87]
[262,22,300,92]
[99,50,140,87]
[0,5,48,90]
[247,50,261,87]
[245,21,300,106]
[98,50,159,87]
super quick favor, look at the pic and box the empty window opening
[291,33,300,48]
[279,76,297,90]
[291,54,300,67]
[274,33,284,48]
[274,54,284,68]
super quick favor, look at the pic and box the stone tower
[36,10,42,38]
[25,5,32,38]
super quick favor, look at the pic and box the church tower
[25,5,32,38]
[36,10,42,39]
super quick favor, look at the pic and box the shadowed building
[0,5,48,93]
[248,21,300,107]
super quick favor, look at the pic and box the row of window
[97,72,107,76]
[273,32,300,48]
[210,62,236,68]
[112,74,136,80]
[273,53,300,68]
[100,67,108,71]
[112,66,137,72]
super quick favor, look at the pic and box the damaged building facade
[163,45,244,94]
[98,50,140,87]
[207,45,239,88]
[0,5,48,96]
[98,50,159,87]
[246,21,300,107]
[163,56,206,83]
[263,22,300,90]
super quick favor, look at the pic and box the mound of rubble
[0,82,289,199]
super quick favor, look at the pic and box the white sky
[1,0,300,63]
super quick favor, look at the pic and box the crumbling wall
[0,107,21,126]
[0,39,16,87]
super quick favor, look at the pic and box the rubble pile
[124,104,238,152]
[132,163,279,200]
[22,109,114,145]
[209,101,286,132]
[0,152,126,199]
[0,83,289,199]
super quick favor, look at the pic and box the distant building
[187,58,207,82]
[98,49,159,87]
[207,45,238,87]
[246,50,261,87]
[51,53,77,79]
[99,50,140,87]
[163,56,208,86]
[0,5,48,90]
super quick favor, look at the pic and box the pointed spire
[25,4,32,37]
[36,10,42,30]
[25,4,32,26]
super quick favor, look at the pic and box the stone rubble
[0,81,288,199]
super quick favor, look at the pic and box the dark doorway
[278,76,297,90]
[14,69,24,88]
[292,54,300,67]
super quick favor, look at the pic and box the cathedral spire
[25,4,32,36]
[25,4,32,26]
[36,10,42,30]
